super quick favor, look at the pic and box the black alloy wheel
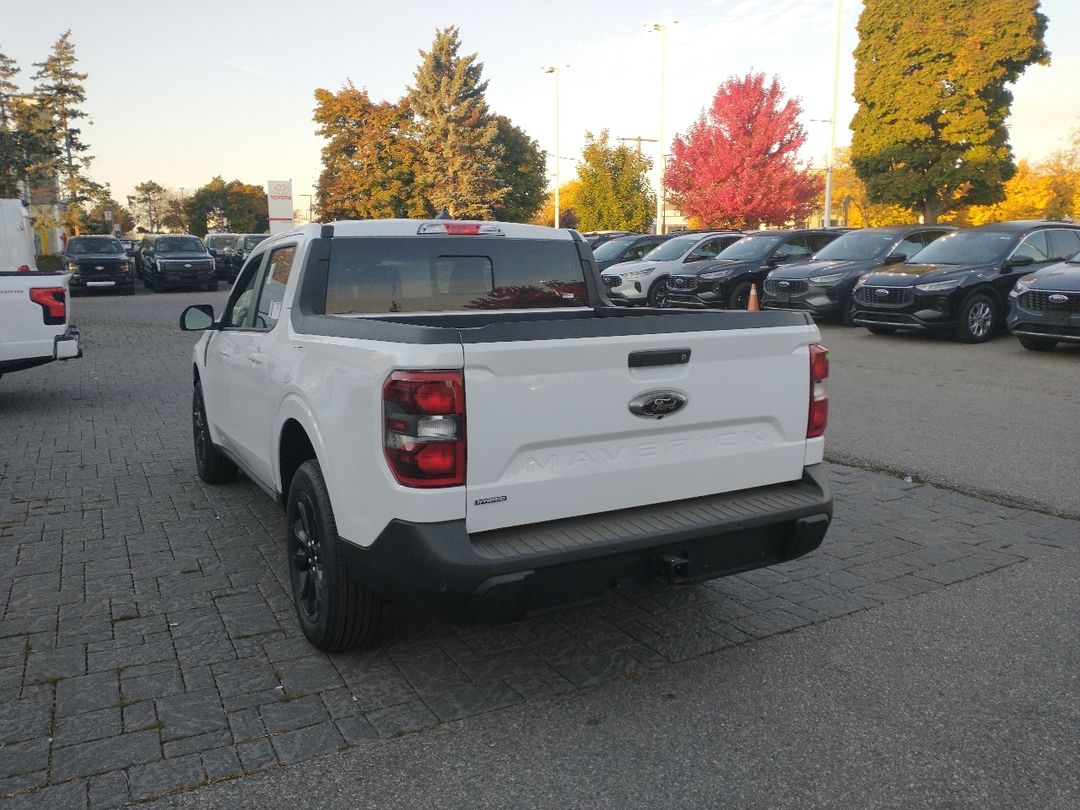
[955,292,997,343]
[286,460,382,651]
[192,382,237,484]
[728,281,753,310]
[647,276,670,307]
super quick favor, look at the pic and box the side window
[1047,229,1080,261]
[1011,231,1050,263]
[774,236,811,261]
[628,240,657,260]
[920,229,952,247]
[253,246,298,330]
[808,233,836,252]
[686,238,720,261]
[892,236,925,259]
[224,256,265,328]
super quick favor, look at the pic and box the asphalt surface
[0,286,1077,808]
[819,322,1080,518]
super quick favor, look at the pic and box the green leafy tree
[407,27,505,218]
[85,190,134,234]
[185,176,227,236]
[490,115,547,222]
[223,180,269,233]
[313,82,425,220]
[850,0,1049,223]
[31,31,100,224]
[132,180,167,232]
[574,130,655,232]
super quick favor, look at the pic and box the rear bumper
[342,464,832,624]
[0,325,80,375]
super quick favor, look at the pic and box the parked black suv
[217,233,270,282]
[664,229,844,310]
[65,235,135,295]
[204,233,237,278]
[761,225,954,323]
[140,234,217,292]
[852,221,1080,342]
[1007,240,1080,351]
[591,233,676,272]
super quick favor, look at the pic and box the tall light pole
[646,21,676,235]
[542,65,566,228]
[823,0,843,228]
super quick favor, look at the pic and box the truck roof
[262,219,578,248]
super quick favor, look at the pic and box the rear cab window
[323,237,588,314]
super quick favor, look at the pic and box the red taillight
[29,286,67,325]
[383,370,466,488]
[444,223,481,235]
[17,264,30,273]
[807,344,829,438]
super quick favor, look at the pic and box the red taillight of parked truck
[383,370,466,487]
[807,344,829,438]
[29,286,66,325]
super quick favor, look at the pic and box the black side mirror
[1005,255,1035,269]
[883,253,907,265]
[179,304,216,331]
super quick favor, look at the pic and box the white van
[0,199,38,273]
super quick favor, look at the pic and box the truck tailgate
[463,322,817,533]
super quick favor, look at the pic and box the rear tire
[193,382,237,484]
[287,460,382,652]
[1017,335,1058,352]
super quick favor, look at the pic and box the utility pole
[824,0,843,228]
[617,136,658,156]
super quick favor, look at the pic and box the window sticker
[270,300,282,320]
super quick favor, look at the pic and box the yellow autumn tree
[826,149,913,227]
[533,179,582,228]
[951,160,1055,225]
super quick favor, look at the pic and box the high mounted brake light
[29,286,66,325]
[383,370,466,487]
[416,222,504,236]
[807,344,829,439]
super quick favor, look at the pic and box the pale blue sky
[5,0,1078,210]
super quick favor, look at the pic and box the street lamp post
[646,21,676,235]
[824,0,843,228]
[542,65,566,228]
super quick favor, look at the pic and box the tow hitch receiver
[656,554,690,583]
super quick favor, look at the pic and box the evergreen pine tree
[32,31,99,221]
[407,27,505,219]
[491,115,547,222]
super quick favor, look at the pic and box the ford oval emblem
[874,288,890,297]
[1048,293,1068,304]
[629,390,688,419]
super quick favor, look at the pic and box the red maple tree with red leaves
[665,73,823,229]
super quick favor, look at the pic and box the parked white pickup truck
[181,219,832,651]
[0,200,80,380]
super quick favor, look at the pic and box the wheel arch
[276,395,329,505]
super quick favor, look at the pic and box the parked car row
[597,220,1080,353]
[204,232,270,281]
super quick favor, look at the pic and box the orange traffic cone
[747,283,760,311]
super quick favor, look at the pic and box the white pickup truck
[0,200,81,380]
[181,219,832,651]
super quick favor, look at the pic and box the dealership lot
[0,290,1077,808]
